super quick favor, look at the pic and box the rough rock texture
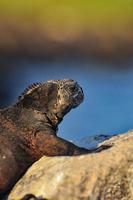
[8,131,133,200]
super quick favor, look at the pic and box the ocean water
[1,60,133,148]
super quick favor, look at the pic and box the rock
[8,131,133,200]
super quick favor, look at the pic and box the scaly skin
[0,79,89,196]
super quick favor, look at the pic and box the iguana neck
[2,105,61,134]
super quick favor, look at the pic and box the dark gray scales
[0,79,90,196]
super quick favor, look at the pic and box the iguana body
[0,79,89,196]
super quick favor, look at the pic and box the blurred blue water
[1,60,133,147]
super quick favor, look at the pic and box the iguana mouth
[71,82,84,108]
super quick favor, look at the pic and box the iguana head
[17,79,84,126]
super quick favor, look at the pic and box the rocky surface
[8,130,133,200]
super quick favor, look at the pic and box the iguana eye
[69,85,75,92]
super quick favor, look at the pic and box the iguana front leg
[30,132,90,158]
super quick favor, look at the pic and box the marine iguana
[0,79,90,196]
